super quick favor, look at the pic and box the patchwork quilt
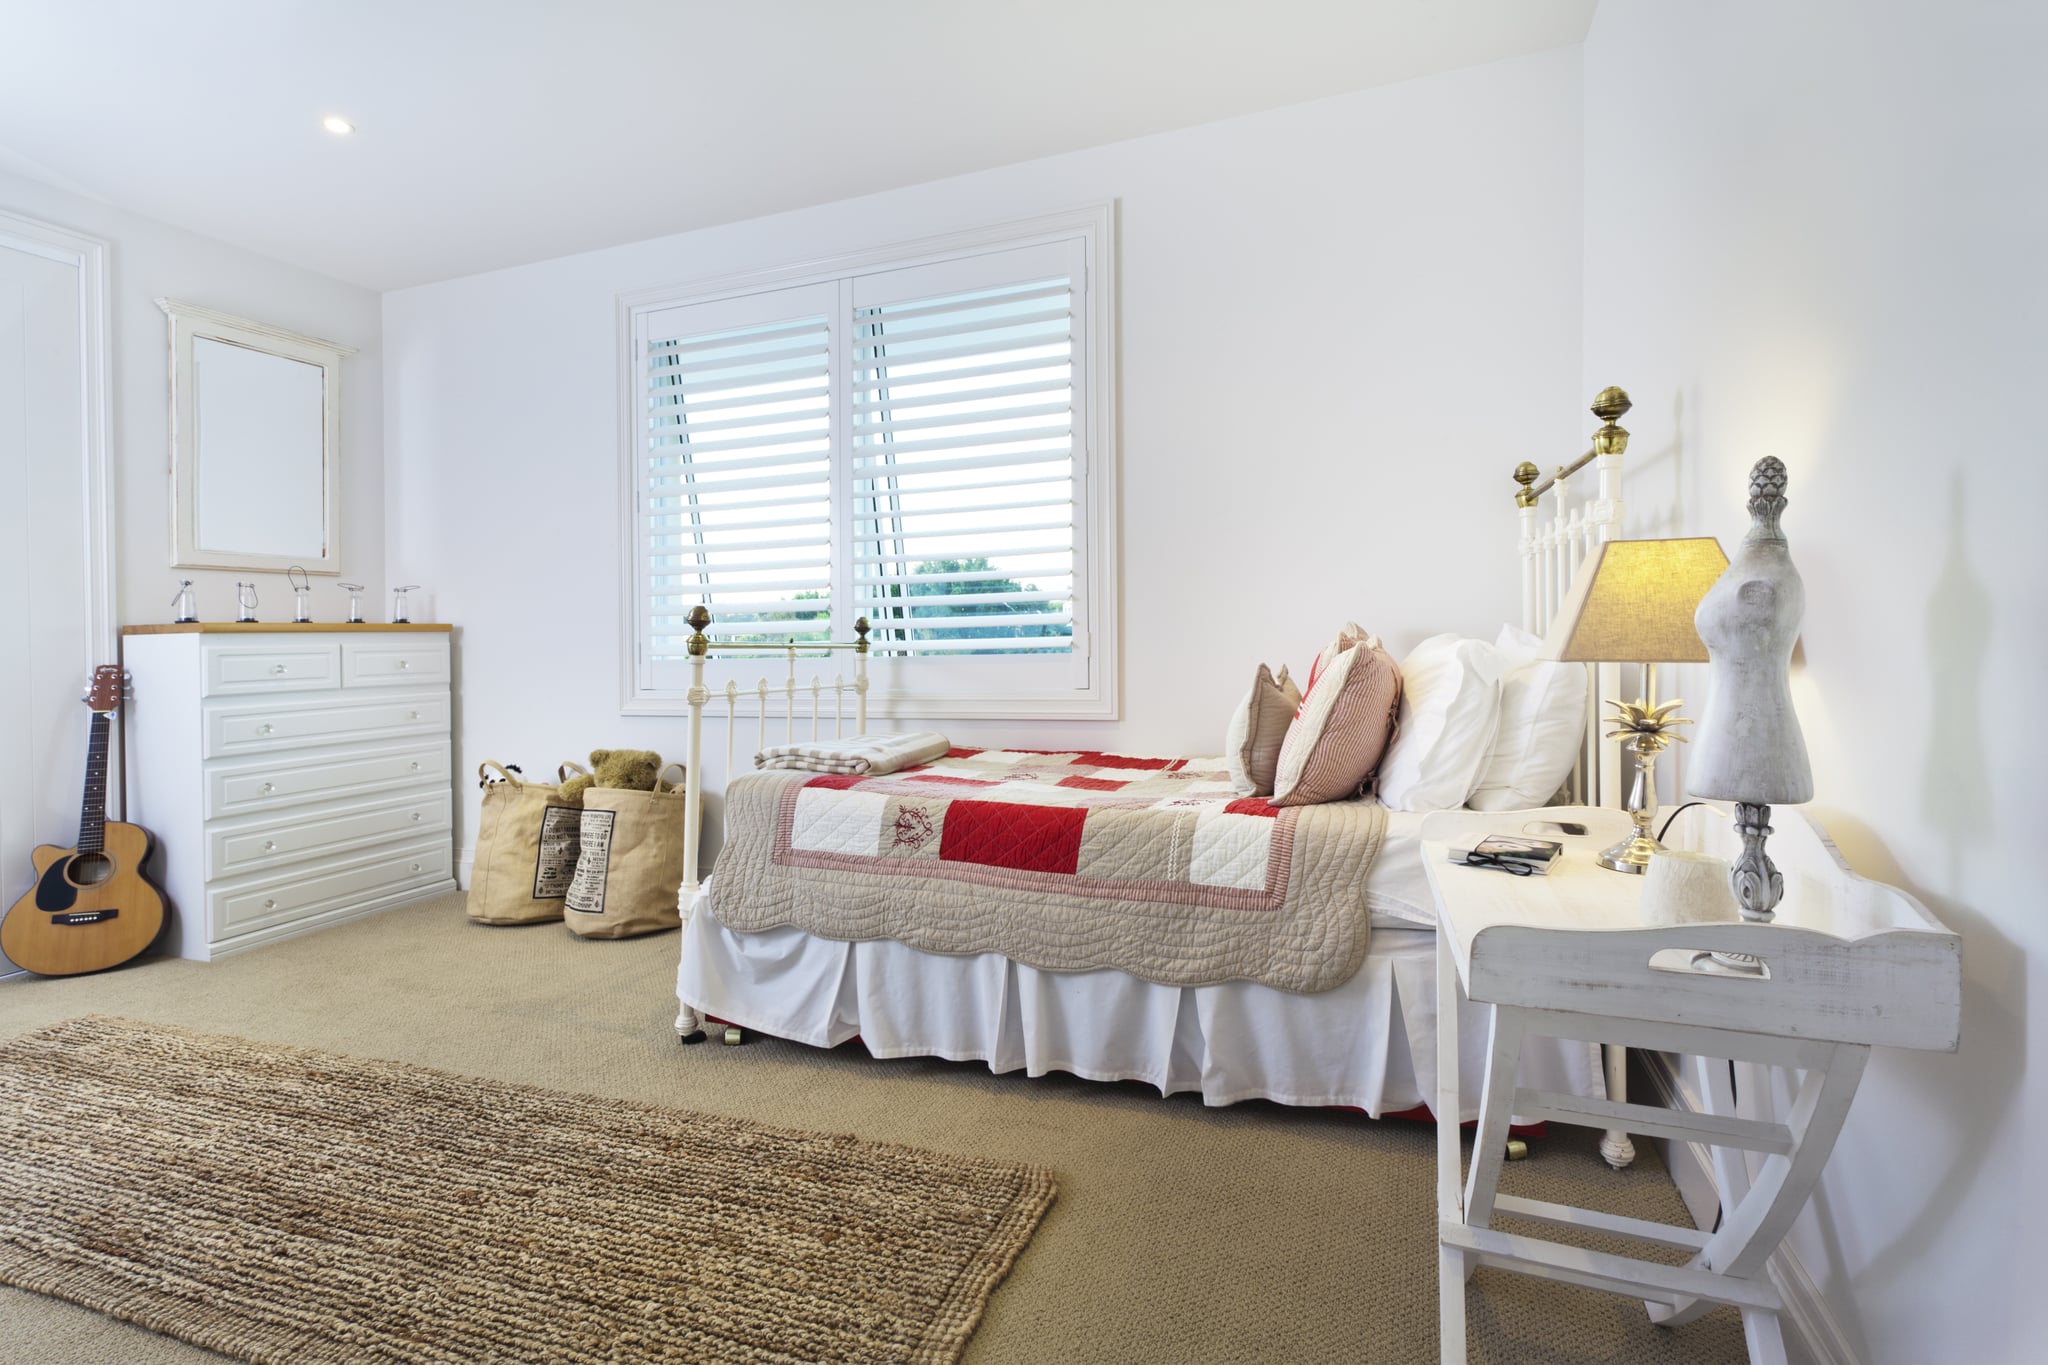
[708,748,1390,993]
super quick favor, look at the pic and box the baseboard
[457,845,474,891]
[1640,1054,1863,1365]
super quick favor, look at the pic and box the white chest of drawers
[121,624,457,960]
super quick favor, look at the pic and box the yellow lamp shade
[1543,538,1730,664]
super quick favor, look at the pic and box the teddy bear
[558,748,665,804]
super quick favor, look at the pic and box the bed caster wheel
[677,1028,707,1045]
[1505,1138,1529,1162]
[721,1025,745,1046]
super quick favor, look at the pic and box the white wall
[383,46,1586,864]
[1582,3,2047,1361]
[0,169,385,628]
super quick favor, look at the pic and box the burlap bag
[564,765,694,939]
[466,761,582,925]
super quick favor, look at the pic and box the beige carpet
[0,1016,1054,1365]
[0,894,1751,1363]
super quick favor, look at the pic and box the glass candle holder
[390,585,419,624]
[171,580,197,624]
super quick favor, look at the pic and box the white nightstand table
[1423,805,1959,1365]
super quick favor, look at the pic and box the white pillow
[1466,624,1588,811]
[1375,634,1505,813]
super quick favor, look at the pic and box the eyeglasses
[1464,850,1533,876]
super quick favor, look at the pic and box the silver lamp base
[1597,736,1668,875]
[1597,828,1666,874]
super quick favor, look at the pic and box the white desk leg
[1436,933,1467,1365]
[1742,1307,1791,1365]
[1600,1043,1636,1169]
[1461,1008,1526,1232]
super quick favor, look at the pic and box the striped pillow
[1271,633,1404,806]
[1297,621,1372,716]
[1224,663,1301,796]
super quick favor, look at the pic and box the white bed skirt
[676,884,1601,1121]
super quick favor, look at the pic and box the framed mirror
[160,298,353,573]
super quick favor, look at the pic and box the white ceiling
[0,1,1595,291]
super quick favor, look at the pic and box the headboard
[1512,386,1633,811]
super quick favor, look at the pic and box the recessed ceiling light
[322,116,354,135]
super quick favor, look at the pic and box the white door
[0,228,98,977]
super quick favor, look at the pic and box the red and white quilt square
[1189,807,1277,890]
[789,787,891,856]
[938,799,1086,873]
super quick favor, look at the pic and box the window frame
[616,204,1118,721]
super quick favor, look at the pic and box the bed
[677,799,1602,1120]
[672,386,1641,1148]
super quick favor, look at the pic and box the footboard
[674,606,869,1042]
[677,605,872,897]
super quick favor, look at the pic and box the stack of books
[1451,834,1564,875]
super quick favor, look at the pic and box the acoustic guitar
[1,666,166,975]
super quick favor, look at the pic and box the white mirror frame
[160,298,354,574]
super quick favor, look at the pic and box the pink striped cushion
[1296,621,1372,718]
[1270,633,1403,806]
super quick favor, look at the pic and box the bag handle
[654,762,688,795]
[478,760,523,788]
[558,760,592,784]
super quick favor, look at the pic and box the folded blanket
[755,731,953,777]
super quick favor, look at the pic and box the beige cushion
[1223,663,1302,796]
[1271,633,1403,807]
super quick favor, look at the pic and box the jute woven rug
[0,1016,1056,1364]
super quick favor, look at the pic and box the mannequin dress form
[1688,457,1814,923]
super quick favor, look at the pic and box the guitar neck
[78,711,110,852]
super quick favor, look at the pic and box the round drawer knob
[259,723,274,735]
[262,840,277,852]
[408,711,419,721]
[262,898,277,910]
[410,862,422,873]
[411,812,423,822]
[260,782,275,794]
[409,761,421,771]
[271,664,287,675]
[398,659,410,670]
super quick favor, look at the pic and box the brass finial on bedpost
[1591,386,1632,456]
[853,616,870,654]
[1513,461,1540,507]
[685,605,711,657]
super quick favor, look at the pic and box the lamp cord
[1657,801,1708,844]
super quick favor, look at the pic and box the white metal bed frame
[670,387,1640,1155]
[1516,384,1632,813]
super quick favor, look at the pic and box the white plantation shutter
[639,284,836,675]
[626,214,1112,713]
[851,268,1077,657]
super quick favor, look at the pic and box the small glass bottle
[171,580,198,624]
[390,584,419,624]
[339,582,366,624]
[287,565,313,623]
[235,581,259,623]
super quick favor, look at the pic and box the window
[621,207,1115,719]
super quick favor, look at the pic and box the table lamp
[1544,536,1731,872]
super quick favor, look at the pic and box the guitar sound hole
[67,853,114,887]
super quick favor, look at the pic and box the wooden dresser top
[121,623,453,635]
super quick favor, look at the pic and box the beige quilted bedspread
[707,748,1389,993]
